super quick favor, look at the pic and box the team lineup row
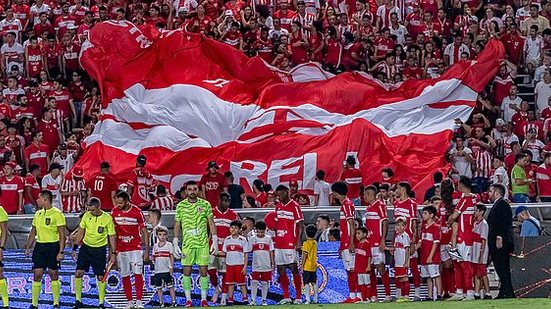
[0,177,514,308]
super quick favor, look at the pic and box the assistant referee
[0,204,9,309]
[25,190,67,309]
[71,197,117,309]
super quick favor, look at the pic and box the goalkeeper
[173,181,218,307]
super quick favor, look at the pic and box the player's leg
[47,243,61,307]
[117,251,134,307]
[410,255,421,300]
[431,265,442,299]
[288,262,302,303]
[156,287,164,307]
[261,278,270,304]
[127,250,145,307]
[372,247,390,300]
[218,257,228,304]
[341,249,357,302]
[0,265,8,308]
[274,249,291,303]
[208,255,220,302]
[182,247,194,304]
[74,244,93,308]
[197,247,211,305]
[90,246,109,308]
[250,273,260,305]
[482,273,491,299]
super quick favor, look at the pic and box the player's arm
[0,220,7,260]
[410,218,418,254]
[295,220,305,251]
[366,256,372,273]
[428,240,439,264]
[301,248,308,270]
[242,251,249,274]
[18,189,24,214]
[140,226,150,262]
[25,225,37,256]
[347,217,355,251]
[270,249,275,270]
[57,223,66,261]
[404,245,411,268]
[447,209,460,226]
[380,218,389,251]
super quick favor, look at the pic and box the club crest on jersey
[45,218,51,225]
[230,245,235,250]
[98,226,105,233]
[197,207,204,213]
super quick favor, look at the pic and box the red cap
[412,1,420,8]
[289,180,298,186]
[72,166,85,178]
[4,161,17,170]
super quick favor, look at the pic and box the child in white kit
[152,226,176,307]
[248,221,275,305]
[222,220,251,306]
[472,203,492,300]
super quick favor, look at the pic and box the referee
[0,203,9,309]
[71,197,117,309]
[25,190,67,309]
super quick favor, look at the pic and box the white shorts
[358,273,371,285]
[341,249,355,271]
[455,243,472,262]
[440,245,451,262]
[275,249,298,266]
[117,250,143,277]
[371,247,385,265]
[420,264,440,278]
[208,256,227,272]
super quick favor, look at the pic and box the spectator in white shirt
[535,69,551,114]
[448,135,475,178]
[524,25,544,74]
[501,84,522,122]
[313,169,331,206]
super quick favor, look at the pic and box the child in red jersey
[419,205,442,300]
[354,227,372,302]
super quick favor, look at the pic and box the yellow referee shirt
[79,211,115,248]
[0,206,8,238]
[32,207,66,243]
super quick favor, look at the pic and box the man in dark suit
[487,183,515,299]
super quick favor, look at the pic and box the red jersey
[256,191,267,207]
[419,0,438,17]
[420,222,441,265]
[393,197,418,239]
[199,172,227,208]
[26,44,43,78]
[0,175,24,214]
[273,9,297,32]
[34,22,55,36]
[126,167,154,209]
[54,14,77,39]
[24,173,41,205]
[363,199,388,246]
[325,37,342,66]
[68,81,86,102]
[354,239,372,273]
[61,177,86,213]
[213,207,239,250]
[290,32,308,65]
[42,43,61,70]
[374,36,395,59]
[112,205,146,252]
[526,163,538,198]
[455,193,478,245]
[62,43,80,71]
[537,162,551,198]
[406,13,424,39]
[274,199,304,249]
[24,143,50,176]
[221,31,242,49]
[339,198,356,251]
[0,104,13,121]
[340,167,363,199]
[48,89,72,117]
[12,4,31,26]
[88,172,118,211]
[37,119,60,154]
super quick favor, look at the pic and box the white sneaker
[292,299,303,304]
[463,295,476,301]
[125,300,134,309]
[135,300,144,308]
[304,300,311,305]
[261,300,268,306]
[278,298,292,305]
[249,301,256,306]
[448,294,465,301]
[220,299,227,306]
[212,287,221,303]
[370,296,378,303]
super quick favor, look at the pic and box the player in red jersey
[331,181,359,303]
[0,161,24,214]
[438,180,458,298]
[447,176,477,301]
[87,161,118,211]
[23,164,41,214]
[419,205,442,301]
[339,155,363,205]
[362,185,391,301]
[209,192,239,303]
[126,155,154,210]
[354,227,372,302]
[394,181,421,300]
[112,191,150,308]
[200,160,228,208]
[273,185,304,304]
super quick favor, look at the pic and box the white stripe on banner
[87,78,475,154]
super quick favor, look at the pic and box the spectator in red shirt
[23,163,41,214]
[339,155,363,205]
[0,161,24,214]
[68,70,87,127]
[200,160,228,207]
[24,131,50,176]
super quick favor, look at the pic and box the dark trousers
[490,246,515,298]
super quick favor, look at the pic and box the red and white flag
[78,21,504,200]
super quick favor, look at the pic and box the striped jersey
[213,207,239,250]
[152,195,174,211]
[112,204,146,252]
[175,198,213,249]
[249,235,274,271]
[393,197,419,239]
[363,199,388,246]
[61,177,87,213]
[222,235,250,266]
[455,193,478,245]
[153,241,174,273]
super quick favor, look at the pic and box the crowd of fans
[0,0,549,218]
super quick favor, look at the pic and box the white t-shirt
[535,80,551,113]
[471,219,489,264]
[448,146,473,178]
[390,24,408,45]
[153,241,174,274]
[52,153,75,174]
[491,166,510,199]
[523,139,546,162]
[313,180,331,206]
[524,35,543,62]
[249,235,274,272]
[222,235,250,266]
[41,174,63,209]
[501,96,523,122]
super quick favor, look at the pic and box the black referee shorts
[33,242,61,270]
[77,244,107,276]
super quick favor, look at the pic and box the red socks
[122,276,132,301]
[381,271,391,296]
[410,258,420,288]
[402,280,410,296]
[135,274,144,300]
[460,261,473,291]
[293,273,302,300]
[442,267,455,294]
[369,272,377,298]
[208,269,219,288]
[279,273,290,299]
[221,273,228,293]
[347,271,358,295]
